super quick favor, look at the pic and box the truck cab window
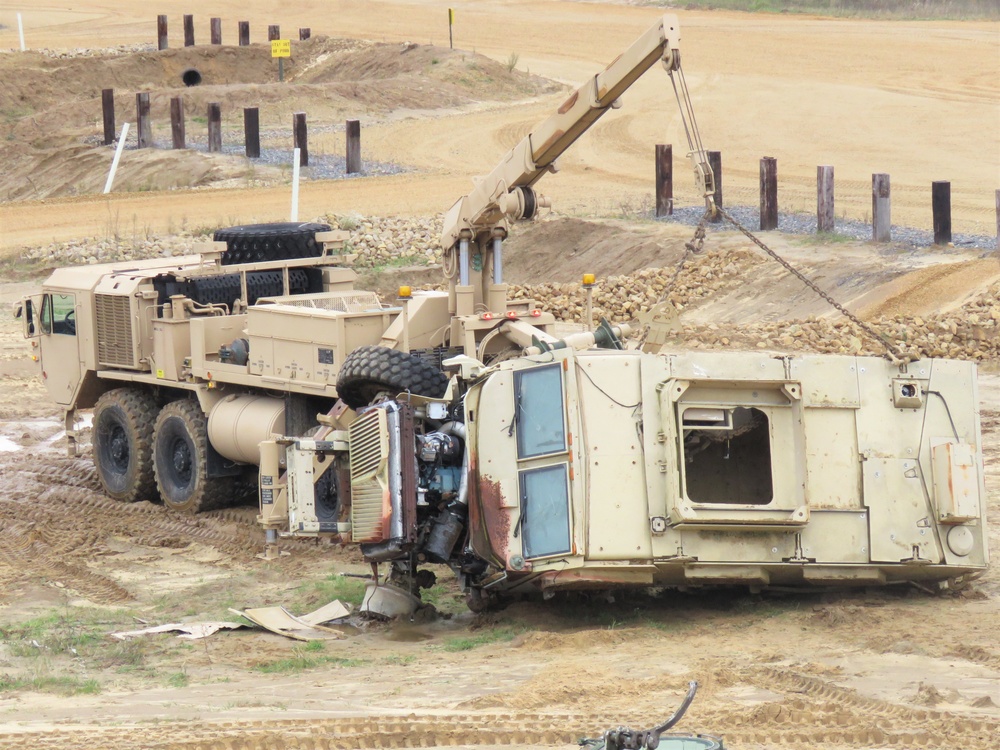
[683,406,773,505]
[42,294,77,336]
[514,364,566,459]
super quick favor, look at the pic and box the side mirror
[19,297,39,339]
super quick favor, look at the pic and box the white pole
[290,147,301,221]
[103,122,130,194]
[17,13,25,51]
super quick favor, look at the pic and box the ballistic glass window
[519,463,571,559]
[514,364,566,459]
[48,294,77,336]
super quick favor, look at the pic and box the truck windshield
[513,364,566,459]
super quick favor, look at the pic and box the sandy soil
[0,2,998,749]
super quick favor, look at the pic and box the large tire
[213,222,331,266]
[93,388,158,503]
[153,399,230,513]
[336,346,449,410]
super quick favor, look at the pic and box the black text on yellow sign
[271,39,291,58]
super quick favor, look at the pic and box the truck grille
[95,294,137,368]
[348,408,389,542]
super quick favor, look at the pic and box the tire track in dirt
[0,447,339,605]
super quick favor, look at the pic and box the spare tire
[213,222,331,265]
[336,346,449,410]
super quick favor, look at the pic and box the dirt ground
[0,1,998,749]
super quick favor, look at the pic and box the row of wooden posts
[156,15,311,49]
[655,145,967,246]
[102,90,363,172]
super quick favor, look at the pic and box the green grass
[0,674,101,696]
[253,648,364,674]
[288,573,369,611]
[383,654,417,666]
[440,626,520,652]
[167,671,190,688]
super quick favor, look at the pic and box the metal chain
[715,207,907,363]
[634,210,712,350]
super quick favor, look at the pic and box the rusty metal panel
[932,441,979,523]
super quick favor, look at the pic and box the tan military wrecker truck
[18,16,987,610]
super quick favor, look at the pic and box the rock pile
[321,213,442,267]
[508,249,766,323]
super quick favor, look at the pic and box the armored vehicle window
[683,407,773,505]
[513,364,566,459]
[519,464,571,559]
[40,294,77,336]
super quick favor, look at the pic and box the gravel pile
[321,213,443,266]
[30,44,156,59]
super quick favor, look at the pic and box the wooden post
[170,96,187,148]
[293,112,308,166]
[207,102,222,152]
[346,119,361,174]
[238,21,250,46]
[759,156,778,231]
[170,97,185,149]
[268,25,280,42]
[244,107,260,158]
[817,165,835,233]
[101,88,116,146]
[157,14,168,50]
[183,15,194,47]
[299,28,311,40]
[708,150,722,221]
[872,173,891,242]
[210,17,222,45]
[932,181,952,245]
[136,92,152,148]
[654,144,672,218]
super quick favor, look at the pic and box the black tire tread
[213,222,331,265]
[336,346,449,410]
[93,388,158,503]
[153,399,231,514]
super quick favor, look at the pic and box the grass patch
[167,670,190,688]
[383,654,416,666]
[440,626,520,652]
[288,573,368,611]
[0,674,101,696]
[420,581,466,615]
[253,648,364,674]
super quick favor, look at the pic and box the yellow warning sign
[271,39,291,58]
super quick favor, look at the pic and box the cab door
[36,292,84,407]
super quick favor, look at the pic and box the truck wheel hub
[109,427,129,467]
[170,441,192,479]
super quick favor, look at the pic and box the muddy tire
[336,346,449,410]
[93,388,158,503]
[153,399,229,513]
[213,222,331,266]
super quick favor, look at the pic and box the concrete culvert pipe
[182,68,202,87]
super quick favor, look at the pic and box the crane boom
[440,14,714,254]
